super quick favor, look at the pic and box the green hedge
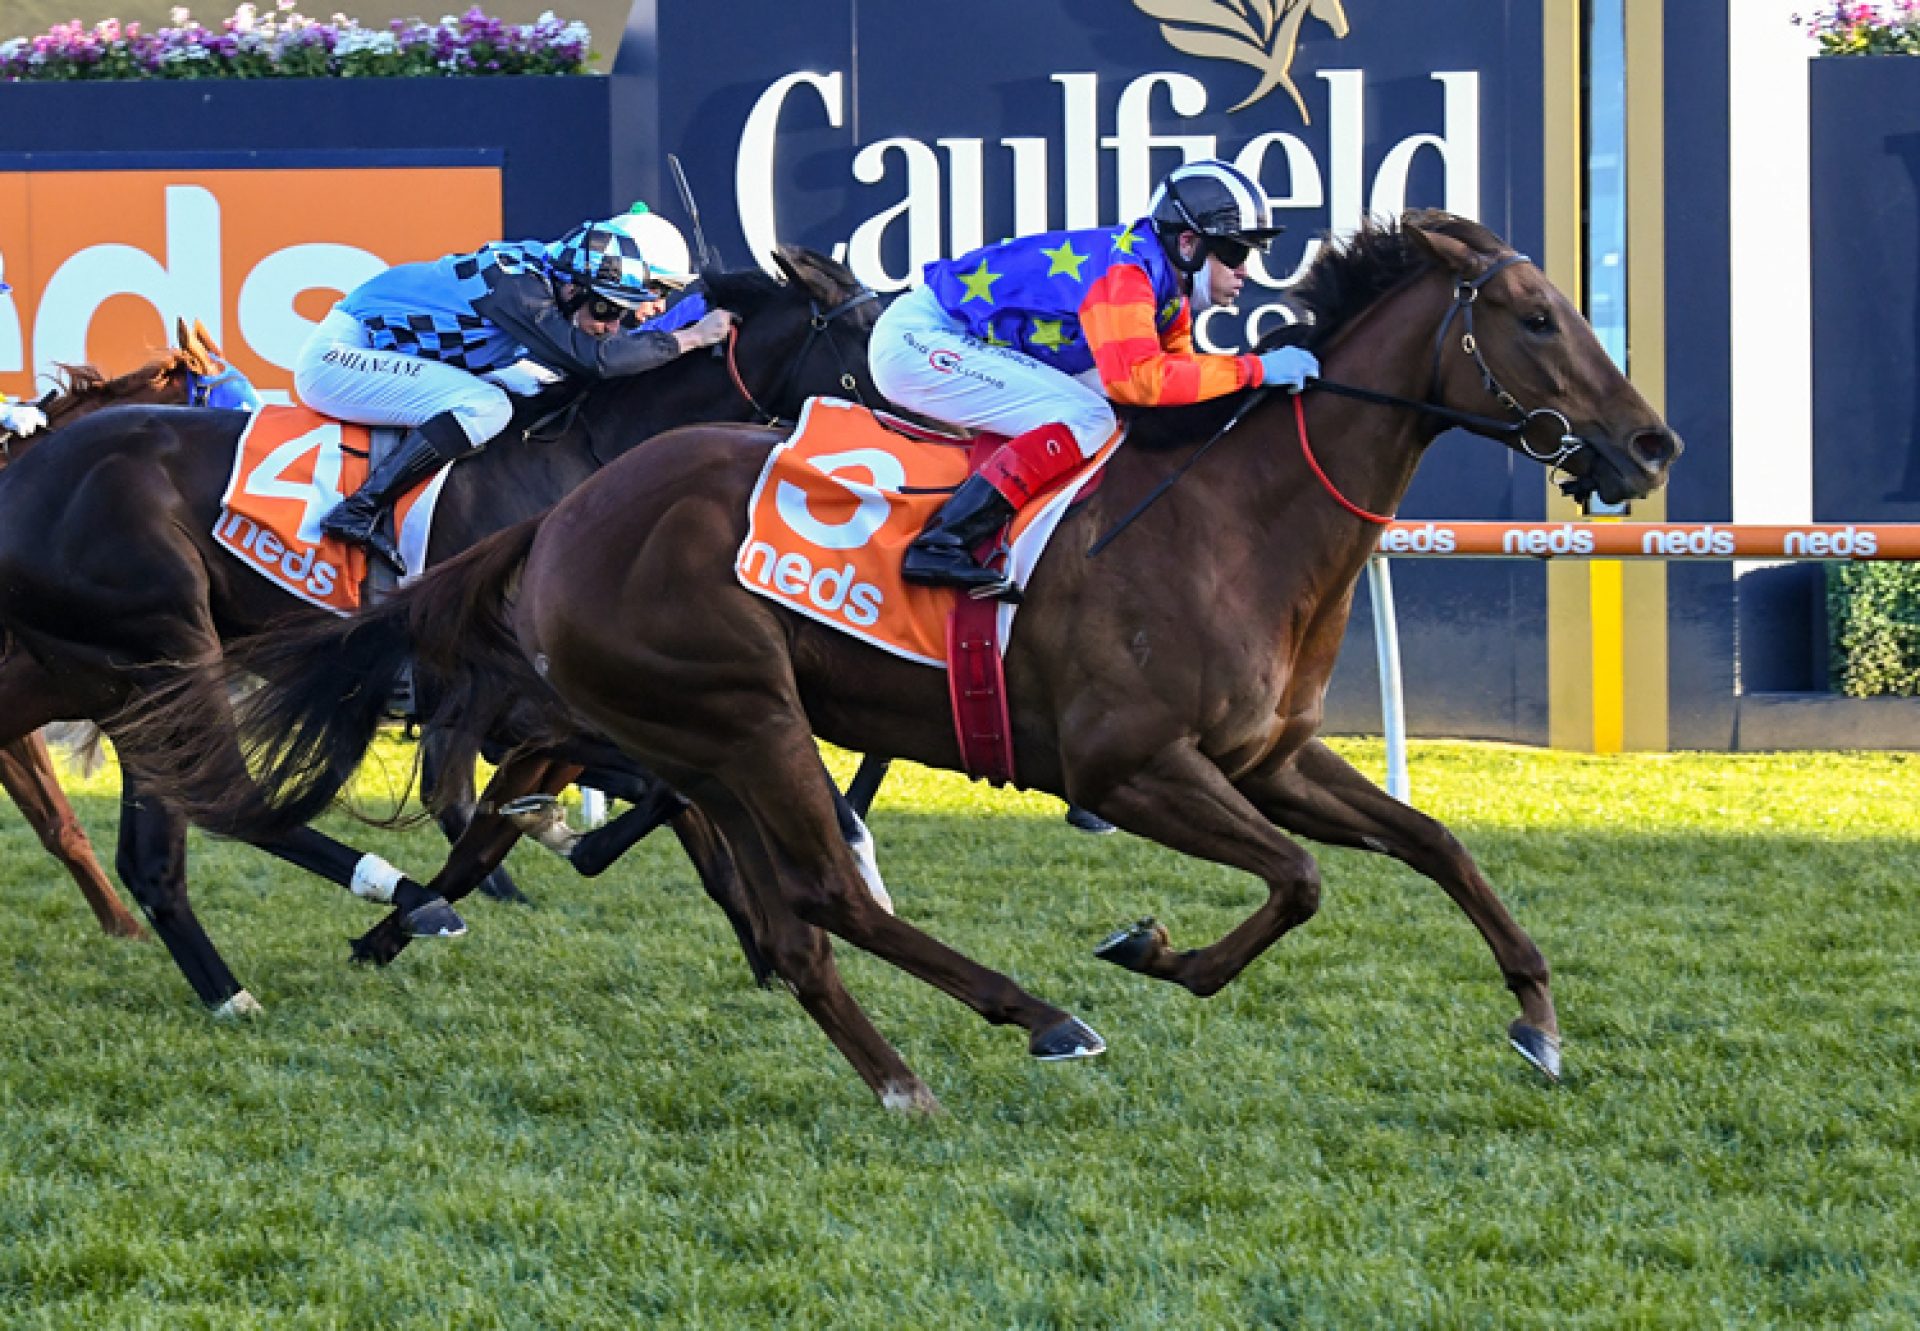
[1828,562,1920,696]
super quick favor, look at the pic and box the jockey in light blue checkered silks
[293,202,734,575]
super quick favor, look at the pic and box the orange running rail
[1375,522,1920,560]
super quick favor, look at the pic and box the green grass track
[0,738,1915,1327]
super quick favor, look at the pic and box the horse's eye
[1523,311,1554,335]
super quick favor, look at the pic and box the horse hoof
[477,867,530,904]
[402,896,468,940]
[211,989,263,1020]
[1093,917,1164,971]
[879,1079,943,1115]
[1065,805,1116,835]
[1508,1021,1562,1082]
[1030,1015,1106,1061]
[347,928,406,967]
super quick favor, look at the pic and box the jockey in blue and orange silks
[869,158,1319,602]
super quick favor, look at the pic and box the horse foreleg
[0,654,144,937]
[1245,739,1559,1080]
[843,755,891,820]
[0,731,145,938]
[1078,738,1324,998]
[558,779,687,877]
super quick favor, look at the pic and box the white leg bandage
[349,853,405,904]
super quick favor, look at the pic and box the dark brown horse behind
[0,319,237,940]
[154,213,1679,1111]
[0,250,883,1017]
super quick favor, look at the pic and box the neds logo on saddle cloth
[216,405,448,615]
[737,397,1121,664]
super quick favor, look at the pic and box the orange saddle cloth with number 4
[735,397,1122,665]
[214,405,453,614]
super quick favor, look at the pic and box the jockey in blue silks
[293,204,737,574]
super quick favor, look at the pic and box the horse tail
[129,517,546,839]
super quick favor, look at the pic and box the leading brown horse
[0,319,241,940]
[152,213,1679,1110]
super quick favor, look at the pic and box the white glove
[1257,347,1319,393]
[0,401,47,437]
[483,359,564,397]
[674,308,738,354]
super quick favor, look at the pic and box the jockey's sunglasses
[1207,237,1253,270]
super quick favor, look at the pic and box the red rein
[1294,394,1393,525]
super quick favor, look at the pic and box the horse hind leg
[721,727,1102,1068]
[665,800,775,988]
[691,779,939,1113]
[0,731,145,938]
[114,768,256,1014]
[1250,740,1560,1081]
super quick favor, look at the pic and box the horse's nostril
[1629,429,1676,469]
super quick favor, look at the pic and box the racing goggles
[584,294,651,329]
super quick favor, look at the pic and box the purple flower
[0,3,594,80]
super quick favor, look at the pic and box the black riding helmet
[1149,159,1285,274]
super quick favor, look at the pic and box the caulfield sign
[0,165,500,401]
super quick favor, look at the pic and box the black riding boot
[901,474,1021,601]
[319,412,470,575]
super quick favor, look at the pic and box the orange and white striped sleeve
[1079,263,1262,407]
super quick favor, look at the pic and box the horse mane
[39,350,196,427]
[699,245,867,318]
[1287,209,1504,351]
[1124,210,1504,451]
[698,264,787,319]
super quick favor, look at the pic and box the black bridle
[1311,252,1587,469]
[726,286,880,427]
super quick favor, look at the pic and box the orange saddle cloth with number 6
[735,397,1122,665]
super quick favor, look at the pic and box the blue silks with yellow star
[921,222,1187,376]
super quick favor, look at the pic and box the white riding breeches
[868,285,1116,459]
[293,307,512,449]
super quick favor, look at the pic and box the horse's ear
[174,316,191,351]
[769,246,804,289]
[192,319,228,365]
[1404,220,1483,280]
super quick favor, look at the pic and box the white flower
[170,6,192,24]
[0,37,26,59]
[333,27,397,55]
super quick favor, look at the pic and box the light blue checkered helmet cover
[545,219,657,305]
